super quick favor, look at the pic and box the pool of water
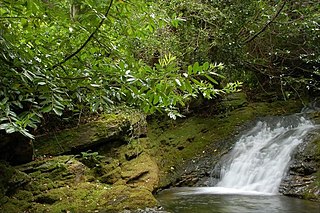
[156,187,320,213]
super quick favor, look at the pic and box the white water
[195,116,315,195]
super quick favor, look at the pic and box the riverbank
[1,94,319,212]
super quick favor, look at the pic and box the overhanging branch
[51,0,114,70]
[243,0,287,44]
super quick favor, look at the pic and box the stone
[120,153,159,192]
[279,130,320,201]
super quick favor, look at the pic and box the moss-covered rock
[33,109,147,157]
[119,153,159,192]
[0,161,31,197]
[34,117,130,157]
[1,152,159,213]
[2,98,312,212]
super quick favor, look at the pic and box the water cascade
[211,115,315,194]
[157,115,320,213]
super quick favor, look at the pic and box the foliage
[78,151,104,168]
[0,0,240,138]
[156,0,320,98]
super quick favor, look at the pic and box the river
[157,187,320,213]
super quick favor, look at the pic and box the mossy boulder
[0,161,31,197]
[34,110,147,157]
[34,117,130,157]
[119,153,159,192]
[1,153,159,213]
[3,182,157,213]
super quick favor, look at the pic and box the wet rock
[279,130,320,201]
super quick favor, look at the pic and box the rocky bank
[1,94,319,212]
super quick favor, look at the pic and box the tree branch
[243,0,287,44]
[51,0,114,70]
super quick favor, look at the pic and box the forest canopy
[0,0,319,138]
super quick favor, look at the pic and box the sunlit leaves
[0,0,242,138]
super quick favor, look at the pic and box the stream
[156,115,320,212]
[156,187,320,213]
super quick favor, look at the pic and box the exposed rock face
[0,153,159,213]
[34,117,131,157]
[0,110,160,212]
[279,130,320,201]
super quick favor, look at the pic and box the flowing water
[157,115,320,212]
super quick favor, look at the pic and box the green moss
[33,109,147,158]
[27,183,157,213]
[30,183,106,213]
[0,199,32,213]
[12,190,33,202]
[34,116,131,157]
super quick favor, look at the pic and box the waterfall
[211,115,315,195]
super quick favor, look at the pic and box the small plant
[78,151,104,168]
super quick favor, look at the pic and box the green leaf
[205,74,218,84]
[153,94,160,105]
[185,80,193,93]
[1,97,9,105]
[203,62,210,71]
[21,130,34,139]
[42,105,52,113]
[193,62,200,72]
[188,65,193,75]
[143,104,150,113]
[102,96,114,104]
[0,123,10,130]
[53,107,63,116]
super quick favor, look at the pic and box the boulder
[33,110,147,157]
[119,153,159,192]
[279,130,320,201]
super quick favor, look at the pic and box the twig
[51,0,114,70]
[243,0,287,44]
